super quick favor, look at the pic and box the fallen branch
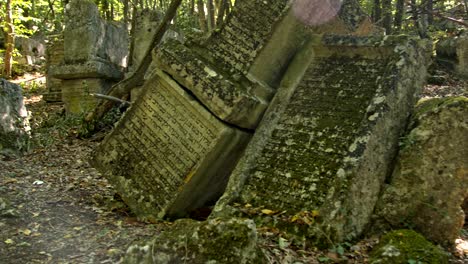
[89,93,131,107]
[85,0,183,124]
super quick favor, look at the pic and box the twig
[90,93,131,107]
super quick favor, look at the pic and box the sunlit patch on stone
[292,0,342,26]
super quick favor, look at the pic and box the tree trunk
[215,0,227,27]
[206,0,215,31]
[123,0,129,24]
[424,0,433,25]
[394,0,405,33]
[372,0,381,24]
[382,0,392,34]
[3,0,14,78]
[410,0,418,29]
[197,0,207,32]
[85,0,183,123]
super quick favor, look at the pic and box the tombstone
[212,35,430,243]
[372,97,468,245]
[44,36,64,102]
[49,0,129,113]
[92,70,251,220]
[0,79,30,153]
[93,0,378,221]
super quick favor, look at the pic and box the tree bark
[372,0,381,24]
[394,0,405,33]
[85,0,183,123]
[3,0,14,78]
[206,0,215,31]
[215,0,227,27]
[382,0,392,34]
[197,0,207,32]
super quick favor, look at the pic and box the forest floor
[0,71,467,264]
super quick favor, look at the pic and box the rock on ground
[373,97,468,245]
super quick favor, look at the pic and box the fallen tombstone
[212,35,430,244]
[92,70,251,221]
[372,97,468,245]
[0,79,30,153]
[92,0,378,225]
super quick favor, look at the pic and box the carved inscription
[95,73,225,214]
[240,56,389,213]
[206,0,289,75]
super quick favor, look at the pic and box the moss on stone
[370,229,449,264]
[123,218,263,264]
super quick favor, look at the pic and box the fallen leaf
[22,229,32,236]
[5,239,14,244]
[261,209,275,215]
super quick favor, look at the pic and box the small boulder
[123,218,263,264]
[0,79,30,153]
[370,229,449,264]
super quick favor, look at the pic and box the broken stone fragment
[372,97,468,245]
[123,218,262,264]
[213,35,430,244]
[370,229,449,264]
[0,79,30,153]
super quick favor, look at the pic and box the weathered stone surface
[63,0,128,67]
[123,218,262,264]
[44,36,64,102]
[50,59,123,80]
[61,78,112,114]
[0,79,30,152]
[372,97,468,245]
[456,34,468,78]
[92,70,251,220]
[370,229,449,264]
[50,0,128,113]
[213,35,430,243]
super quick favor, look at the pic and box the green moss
[370,229,449,264]
[414,96,468,119]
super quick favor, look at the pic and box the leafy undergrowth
[0,74,467,263]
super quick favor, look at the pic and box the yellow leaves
[19,229,32,236]
[4,238,14,244]
[261,209,276,215]
[290,210,320,226]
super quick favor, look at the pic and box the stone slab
[44,37,64,102]
[92,71,251,221]
[213,35,430,243]
[61,78,111,114]
[50,59,123,80]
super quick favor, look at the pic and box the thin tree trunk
[424,0,433,25]
[123,0,129,24]
[215,0,227,27]
[382,0,392,34]
[197,0,207,32]
[410,0,418,29]
[206,0,215,31]
[3,0,14,78]
[86,0,183,123]
[372,0,381,24]
[394,0,404,33]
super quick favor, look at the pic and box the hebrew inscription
[93,71,250,220]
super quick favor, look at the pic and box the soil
[0,72,467,263]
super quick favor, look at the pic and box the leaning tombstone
[0,79,30,153]
[212,35,430,244]
[92,70,251,221]
[92,0,377,222]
